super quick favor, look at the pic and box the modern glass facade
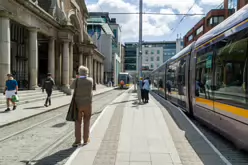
[124,43,137,71]
[228,0,238,11]
[124,41,179,71]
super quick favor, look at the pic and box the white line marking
[154,93,232,165]
[64,105,107,165]
[176,106,232,165]
[64,88,131,165]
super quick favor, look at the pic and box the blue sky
[86,0,223,42]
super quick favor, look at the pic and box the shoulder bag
[66,79,79,121]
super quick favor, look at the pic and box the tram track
[0,89,124,165]
[0,89,115,143]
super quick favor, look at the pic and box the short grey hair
[78,65,88,76]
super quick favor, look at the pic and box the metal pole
[137,0,143,103]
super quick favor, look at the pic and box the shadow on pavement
[31,148,76,165]
[111,99,137,105]
[24,106,45,109]
[52,122,67,128]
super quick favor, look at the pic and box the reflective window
[209,16,224,26]
[196,46,214,99]
[145,57,148,62]
[157,50,160,54]
[151,50,154,54]
[151,57,154,61]
[125,64,136,70]
[196,26,203,35]
[145,50,149,54]
[188,35,193,41]
[125,58,136,63]
[150,64,154,69]
[228,0,238,11]
[213,30,248,108]
[157,56,160,61]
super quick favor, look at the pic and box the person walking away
[42,73,55,107]
[139,77,145,103]
[143,77,151,103]
[120,80,124,89]
[3,74,18,111]
[70,66,93,147]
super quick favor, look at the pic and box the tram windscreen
[118,74,128,84]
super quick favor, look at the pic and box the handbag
[12,95,19,102]
[66,79,79,121]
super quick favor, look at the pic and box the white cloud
[200,0,223,5]
[87,0,179,41]
[143,0,200,14]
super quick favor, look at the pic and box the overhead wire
[169,0,198,38]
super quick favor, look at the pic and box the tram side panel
[191,27,248,150]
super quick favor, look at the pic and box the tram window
[213,30,248,109]
[178,57,186,96]
[167,62,179,93]
[195,46,214,99]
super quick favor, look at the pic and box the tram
[118,72,132,89]
[151,4,248,151]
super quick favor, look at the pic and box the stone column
[28,28,38,89]
[83,55,87,66]
[101,64,104,84]
[87,55,93,78]
[69,42,73,79]
[79,52,83,66]
[94,60,98,84]
[48,37,55,77]
[0,16,10,92]
[55,41,62,86]
[98,62,101,84]
[62,40,70,87]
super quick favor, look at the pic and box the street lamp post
[137,0,143,103]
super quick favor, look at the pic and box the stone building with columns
[0,0,104,94]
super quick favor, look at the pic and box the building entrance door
[10,21,29,90]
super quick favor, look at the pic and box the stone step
[0,90,62,100]
[0,92,66,109]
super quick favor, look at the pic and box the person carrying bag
[67,66,93,147]
[66,78,79,122]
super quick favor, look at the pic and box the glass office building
[124,43,137,71]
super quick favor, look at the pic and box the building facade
[184,0,248,47]
[141,47,163,71]
[121,44,125,72]
[87,12,122,85]
[124,40,183,75]
[0,0,105,94]
[124,42,137,73]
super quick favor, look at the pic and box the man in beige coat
[70,66,93,147]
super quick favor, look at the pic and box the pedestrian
[139,77,145,102]
[70,65,93,147]
[143,77,151,103]
[3,74,18,111]
[42,73,55,107]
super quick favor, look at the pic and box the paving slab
[65,89,182,165]
[0,86,114,127]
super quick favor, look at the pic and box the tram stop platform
[65,87,228,165]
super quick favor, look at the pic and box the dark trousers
[141,89,145,101]
[144,89,149,101]
[45,90,52,105]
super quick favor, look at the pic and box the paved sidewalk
[66,89,182,165]
[0,86,114,127]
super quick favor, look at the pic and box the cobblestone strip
[92,94,127,165]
